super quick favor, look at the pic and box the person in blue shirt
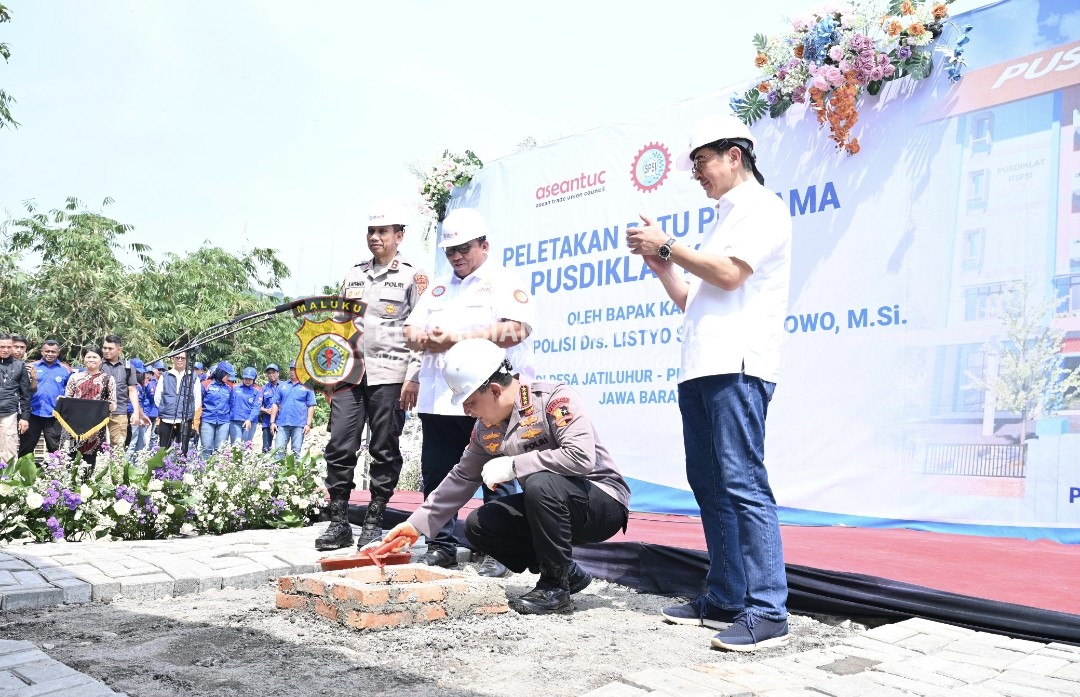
[200,361,235,459]
[259,363,282,453]
[125,359,157,457]
[270,362,316,458]
[229,366,262,444]
[17,339,71,458]
[143,364,159,450]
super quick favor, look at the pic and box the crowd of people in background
[0,330,315,465]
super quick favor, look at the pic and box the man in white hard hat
[626,113,792,652]
[403,207,535,577]
[317,201,429,552]
[380,338,629,615]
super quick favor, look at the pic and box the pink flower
[869,66,884,81]
[825,66,845,86]
[839,59,851,72]
[813,74,830,90]
[829,45,844,62]
[883,64,896,78]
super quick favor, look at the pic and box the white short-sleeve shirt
[680,179,792,384]
[405,258,536,414]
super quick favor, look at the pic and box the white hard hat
[438,208,490,248]
[675,114,758,171]
[368,200,409,228]
[444,338,508,406]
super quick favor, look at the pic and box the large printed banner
[448,0,1080,542]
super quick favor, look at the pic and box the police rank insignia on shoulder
[390,259,400,271]
[521,427,543,440]
[482,432,501,441]
[550,406,572,428]
[518,384,531,410]
[485,442,499,453]
[519,414,539,427]
[414,273,429,295]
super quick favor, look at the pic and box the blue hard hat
[153,360,166,370]
[242,367,257,380]
[289,361,297,369]
[266,363,280,372]
[129,358,146,372]
[194,361,205,370]
[217,360,236,378]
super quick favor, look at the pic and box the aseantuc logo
[630,142,671,193]
[292,296,367,389]
[534,169,607,208]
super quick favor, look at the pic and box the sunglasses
[443,237,484,257]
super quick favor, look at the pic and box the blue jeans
[678,373,787,621]
[261,423,274,452]
[229,420,257,444]
[274,425,305,458]
[126,422,151,458]
[199,421,230,460]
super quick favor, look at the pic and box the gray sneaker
[710,611,790,652]
[661,595,741,630]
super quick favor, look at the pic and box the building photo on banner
[439,0,1080,543]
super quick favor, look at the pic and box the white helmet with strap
[443,338,510,406]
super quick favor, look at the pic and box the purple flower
[898,46,913,61]
[46,516,64,540]
[792,86,808,103]
[62,489,82,511]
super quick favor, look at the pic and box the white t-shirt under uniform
[680,179,792,385]
[405,258,536,415]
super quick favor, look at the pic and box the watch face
[658,245,671,261]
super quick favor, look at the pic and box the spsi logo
[631,142,671,193]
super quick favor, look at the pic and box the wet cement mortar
[0,562,874,697]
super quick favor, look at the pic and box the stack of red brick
[276,563,508,630]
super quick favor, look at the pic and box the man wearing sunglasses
[403,207,536,577]
[627,113,792,653]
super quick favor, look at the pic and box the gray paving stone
[118,574,175,600]
[1007,653,1071,675]
[579,683,651,697]
[52,578,92,604]
[0,586,65,610]
[1036,648,1080,662]
[756,690,822,697]
[896,618,975,638]
[871,660,965,688]
[979,678,1069,697]
[217,564,274,589]
[11,571,50,586]
[692,663,788,692]
[624,668,729,696]
[9,658,79,681]
[896,632,955,654]
[15,672,122,696]
[789,648,846,667]
[670,666,755,694]
[89,580,121,602]
[0,649,43,669]
[997,669,1080,695]
[241,551,292,576]
[949,685,1010,697]
[943,641,1031,668]
[0,569,16,586]
[817,656,879,676]
[862,622,922,644]
[841,635,920,660]
[200,556,254,571]
[0,552,13,561]
[901,654,1000,684]
[0,669,28,689]
[756,656,833,683]
[36,567,77,582]
[807,673,904,697]
[0,560,34,571]
[1048,643,1080,655]
[1054,662,1080,682]
[863,669,957,696]
[0,641,36,654]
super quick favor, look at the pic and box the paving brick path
[582,617,1080,696]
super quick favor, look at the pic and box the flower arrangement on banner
[0,444,325,544]
[414,149,483,242]
[731,0,973,155]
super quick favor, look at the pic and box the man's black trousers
[324,379,405,501]
[464,471,627,573]
[18,415,62,457]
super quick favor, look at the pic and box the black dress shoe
[567,562,592,594]
[421,547,457,568]
[476,554,509,578]
[509,586,574,615]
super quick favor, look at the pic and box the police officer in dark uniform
[381,339,630,615]
[316,201,428,551]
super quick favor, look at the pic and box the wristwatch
[658,237,677,261]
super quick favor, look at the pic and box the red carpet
[351,490,1080,616]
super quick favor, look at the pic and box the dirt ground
[0,564,873,697]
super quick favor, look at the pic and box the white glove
[482,456,516,490]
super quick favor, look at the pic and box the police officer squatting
[378,338,630,616]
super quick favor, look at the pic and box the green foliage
[733,88,769,126]
[0,2,16,130]
[752,33,768,51]
[0,196,293,367]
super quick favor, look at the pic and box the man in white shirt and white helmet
[403,207,535,577]
[316,201,428,552]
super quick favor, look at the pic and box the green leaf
[907,52,933,80]
[14,454,37,486]
[769,97,793,119]
[752,33,768,51]
[867,80,883,96]
[734,89,769,126]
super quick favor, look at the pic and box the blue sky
[0,0,991,296]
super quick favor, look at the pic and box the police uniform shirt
[339,254,427,386]
[407,381,630,539]
[405,258,536,415]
